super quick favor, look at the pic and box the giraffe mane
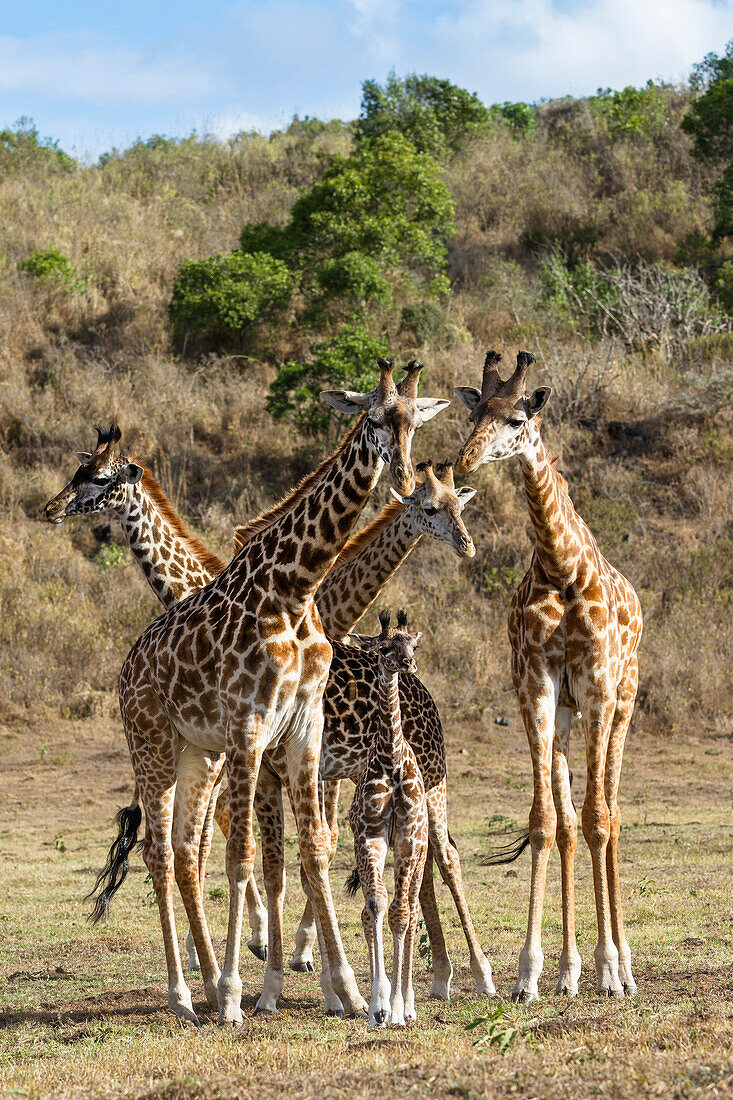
[548,454,569,496]
[141,469,226,577]
[232,415,366,555]
[326,498,405,572]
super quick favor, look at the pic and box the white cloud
[0,31,223,102]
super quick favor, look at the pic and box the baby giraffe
[348,610,428,1028]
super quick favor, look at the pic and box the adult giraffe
[116,359,449,1025]
[455,350,642,1002]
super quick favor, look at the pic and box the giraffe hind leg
[213,783,269,961]
[552,707,581,997]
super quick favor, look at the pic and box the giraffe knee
[529,798,556,852]
[582,801,610,850]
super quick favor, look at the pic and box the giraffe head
[321,357,450,497]
[349,609,422,675]
[42,424,143,524]
[392,460,477,558]
[454,351,551,473]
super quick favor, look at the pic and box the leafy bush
[315,252,391,309]
[169,250,293,351]
[355,72,490,159]
[0,118,75,175]
[595,80,669,138]
[266,325,388,436]
[488,101,538,135]
[400,300,445,345]
[18,248,84,293]
[714,260,733,313]
[682,41,733,242]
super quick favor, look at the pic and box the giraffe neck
[316,502,420,638]
[518,432,585,590]
[113,471,224,609]
[375,666,405,770]
[229,415,385,612]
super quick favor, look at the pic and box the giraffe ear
[345,632,374,650]
[389,487,409,505]
[526,387,551,418]
[75,452,92,464]
[320,389,372,415]
[456,486,477,506]
[122,462,144,485]
[454,387,481,411]
[416,397,450,421]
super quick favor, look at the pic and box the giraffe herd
[43,350,643,1028]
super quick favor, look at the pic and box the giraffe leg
[126,715,199,1027]
[290,779,340,973]
[217,717,268,1027]
[513,683,557,1004]
[357,835,390,1028]
[552,707,581,997]
[253,763,286,1014]
[297,865,345,1015]
[389,834,420,1027]
[285,719,365,1017]
[186,763,224,972]
[418,848,453,1000]
[214,784,268,962]
[403,841,428,1022]
[581,698,624,998]
[605,657,638,996]
[173,744,224,1009]
[427,780,495,997]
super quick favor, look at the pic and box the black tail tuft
[482,829,531,867]
[345,867,361,897]
[85,803,143,924]
[447,831,459,852]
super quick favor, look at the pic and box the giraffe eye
[508,419,524,430]
[91,476,111,486]
[423,505,437,517]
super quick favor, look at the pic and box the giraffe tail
[85,785,144,925]
[345,867,361,897]
[481,829,531,866]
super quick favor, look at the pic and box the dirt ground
[0,699,731,1099]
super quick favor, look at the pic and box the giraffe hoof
[289,960,315,973]
[325,1008,344,1018]
[248,943,267,962]
[597,985,624,999]
[372,1010,389,1027]
[512,989,539,1005]
[254,1005,278,1017]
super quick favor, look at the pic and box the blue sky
[1,0,731,159]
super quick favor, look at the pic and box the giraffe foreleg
[426,780,495,997]
[285,718,365,1017]
[290,779,340,973]
[389,831,424,1027]
[173,744,224,1009]
[213,783,269,962]
[356,833,390,1028]
[218,718,267,1026]
[552,707,581,997]
[402,830,428,1023]
[604,657,638,996]
[253,763,286,1014]
[513,681,557,1004]
[186,761,224,972]
[581,699,624,998]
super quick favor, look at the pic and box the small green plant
[18,248,84,293]
[39,743,49,761]
[465,1002,519,1053]
[637,875,658,896]
[169,250,293,351]
[95,543,127,571]
[54,834,66,852]
[142,872,158,908]
[416,917,432,969]
[267,325,388,437]
[209,884,227,901]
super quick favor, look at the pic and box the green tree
[240,130,454,309]
[595,81,668,138]
[169,251,293,351]
[355,72,490,159]
[682,42,733,241]
[0,117,75,175]
[267,326,388,436]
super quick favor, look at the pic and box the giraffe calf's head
[320,357,450,498]
[454,351,551,473]
[42,423,143,523]
[349,609,422,675]
[393,460,476,558]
